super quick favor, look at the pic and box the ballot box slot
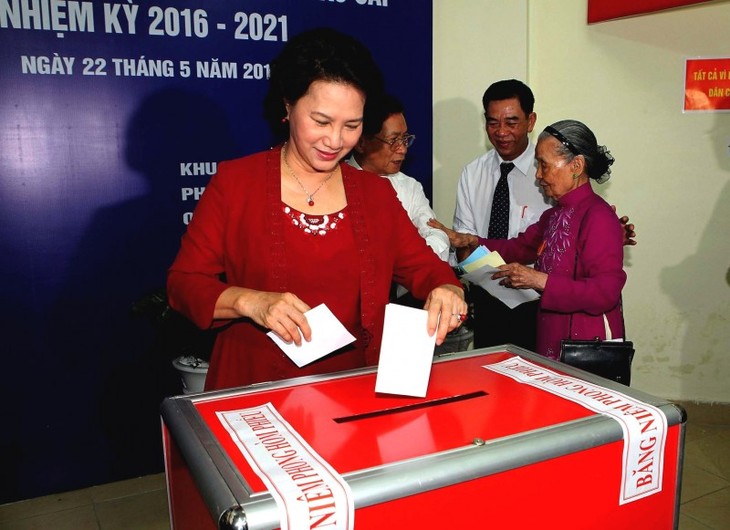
[333,390,488,423]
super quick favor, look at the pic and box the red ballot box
[161,347,685,530]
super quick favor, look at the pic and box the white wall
[432,0,528,224]
[433,0,730,402]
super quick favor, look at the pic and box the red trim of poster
[684,58,730,112]
[587,0,710,23]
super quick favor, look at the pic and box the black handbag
[559,215,634,385]
[560,338,635,385]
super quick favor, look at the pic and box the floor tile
[0,505,99,530]
[681,462,730,504]
[680,486,730,530]
[0,489,93,523]
[684,430,730,482]
[88,473,167,503]
[679,402,730,426]
[678,513,713,529]
[684,420,718,444]
[94,489,170,530]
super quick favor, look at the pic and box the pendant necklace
[282,143,336,207]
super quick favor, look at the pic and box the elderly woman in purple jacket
[455,120,626,360]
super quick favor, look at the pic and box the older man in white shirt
[347,93,450,262]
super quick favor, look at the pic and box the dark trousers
[470,285,538,351]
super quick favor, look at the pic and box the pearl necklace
[282,143,337,207]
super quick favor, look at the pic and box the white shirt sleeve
[453,153,492,236]
[388,174,450,261]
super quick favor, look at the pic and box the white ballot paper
[375,303,436,398]
[461,249,540,309]
[267,303,356,367]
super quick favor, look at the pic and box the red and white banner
[484,357,667,505]
[218,403,354,530]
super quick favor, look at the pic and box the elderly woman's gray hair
[539,119,614,183]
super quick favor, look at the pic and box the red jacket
[168,146,460,389]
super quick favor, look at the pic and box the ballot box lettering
[161,347,685,529]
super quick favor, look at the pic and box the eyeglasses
[374,133,416,150]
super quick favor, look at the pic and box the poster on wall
[684,58,730,112]
[0,0,432,503]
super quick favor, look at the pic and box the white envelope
[459,246,540,309]
[375,303,436,398]
[267,304,356,367]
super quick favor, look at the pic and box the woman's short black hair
[263,27,384,140]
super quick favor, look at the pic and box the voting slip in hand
[460,246,540,309]
[267,304,356,367]
[375,303,436,398]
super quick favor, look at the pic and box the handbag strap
[603,314,612,340]
[567,207,627,341]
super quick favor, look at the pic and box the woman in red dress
[167,28,465,390]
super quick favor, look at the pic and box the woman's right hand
[216,287,312,345]
[491,263,548,292]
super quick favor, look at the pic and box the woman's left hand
[491,263,548,291]
[423,284,468,345]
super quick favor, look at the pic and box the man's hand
[427,218,479,249]
[612,206,637,246]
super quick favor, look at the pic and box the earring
[572,173,579,180]
[281,116,289,124]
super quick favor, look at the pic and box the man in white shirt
[451,79,544,350]
[347,93,450,262]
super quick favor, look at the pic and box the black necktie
[488,162,514,239]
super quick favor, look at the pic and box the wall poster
[0,0,433,502]
[684,57,730,112]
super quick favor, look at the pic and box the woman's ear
[572,154,586,175]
